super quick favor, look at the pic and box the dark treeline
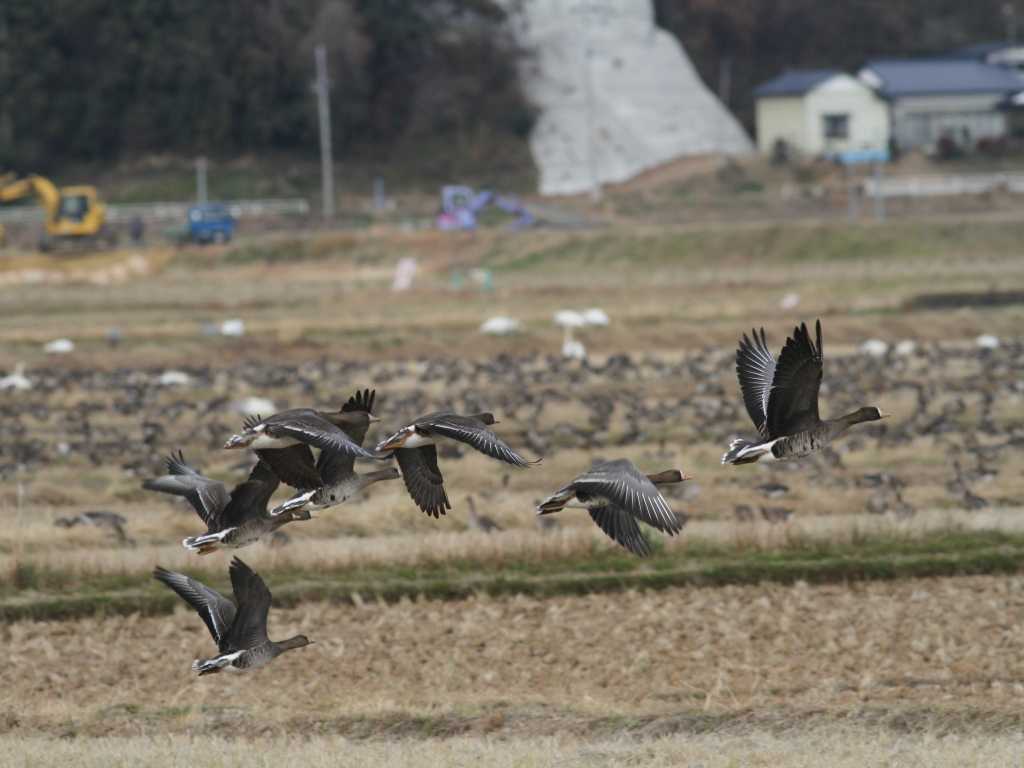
[1,0,531,171]
[1,0,1017,172]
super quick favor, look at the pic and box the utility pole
[0,11,12,157]
[195,156,208,203]
[583,44,602,203]
[718,55,733,106]
[314,44,335,220]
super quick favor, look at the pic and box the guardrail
[863,172,1024,198]
[0,198,310,225]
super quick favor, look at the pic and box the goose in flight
[223,394,382,484]
[375,411,539,517]
[143,451,310,554]
[722,319,888,465]
[262,390,400,515]
[536,459,687,556]
[154,558,313,675]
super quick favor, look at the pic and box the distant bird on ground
[376,411,539,517]
[537,459,687,556]
[733,504,756,522]
[153,557,313,675]
[267,530,292,548]
[266,390,399,515]
[223,394,382,490]
[143,451,310,554]
[0,363,31,392]
[722,320,888,465]
[866,487,915,519]
[466,496,502,533]
[55,510,134,546]
[535,514,560,533]
[947,460,989,510]
[760,506,793,524]
[756,481,789,499]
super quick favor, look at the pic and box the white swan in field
[480,316,521,335]
[0,363,31,391]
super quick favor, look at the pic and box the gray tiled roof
[863,58,1023,97]
[754,69,842,98]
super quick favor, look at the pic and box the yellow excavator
[0,173,116,251]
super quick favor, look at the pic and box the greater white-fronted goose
[223,394,382,484]
[153,557,312,675]
[536,459,687,556]
[143,451,310,554]
[263,390,400,514]
[375,411,539,518]
[466,495,502,532]
[722,319,889,465]
[54,510,134,546]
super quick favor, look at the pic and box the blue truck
[186,203,235,244]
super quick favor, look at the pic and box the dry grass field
[1,210,1023,765]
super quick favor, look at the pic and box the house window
[823,113,850,139]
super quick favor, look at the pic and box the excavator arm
[0,175,61,221]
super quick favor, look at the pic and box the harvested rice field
[4,577,1024,765]
[2,219,1024,765]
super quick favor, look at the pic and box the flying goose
[536,459,687,556]
[263,390,400,514]
[143,451,310,554]
[375,411,539,517]
[722,319,888,465]
[154,557,313,675]
[223,394,382,483]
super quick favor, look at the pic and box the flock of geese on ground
[136,319,896,675]
[0,319,1014,673]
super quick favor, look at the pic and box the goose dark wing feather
[316,448,351,487]
[143,453,230,526]
[573,459,682,534]
[225,558,272,651]
[421,414,535,467]
[766,320,824,437]
[588,505,651,557]
[341,388,375,415]
[153,567,237,650]
[395,446,450,518]
[736,327,777,437]
[320,389,377,482]
[268,411,379,459]
[256,444,322,491]
[242,413,263,431]
[219,461,280,528]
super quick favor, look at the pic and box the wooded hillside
[2,0,1016,172]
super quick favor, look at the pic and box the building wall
[802,76,889,155]
[890,93,1007,150]
[755,97,807,155]
[755,75,888,157]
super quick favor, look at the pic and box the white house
[858,58,1024,152]
[754,69,889,160]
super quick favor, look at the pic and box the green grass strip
[4,529,1024,622]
